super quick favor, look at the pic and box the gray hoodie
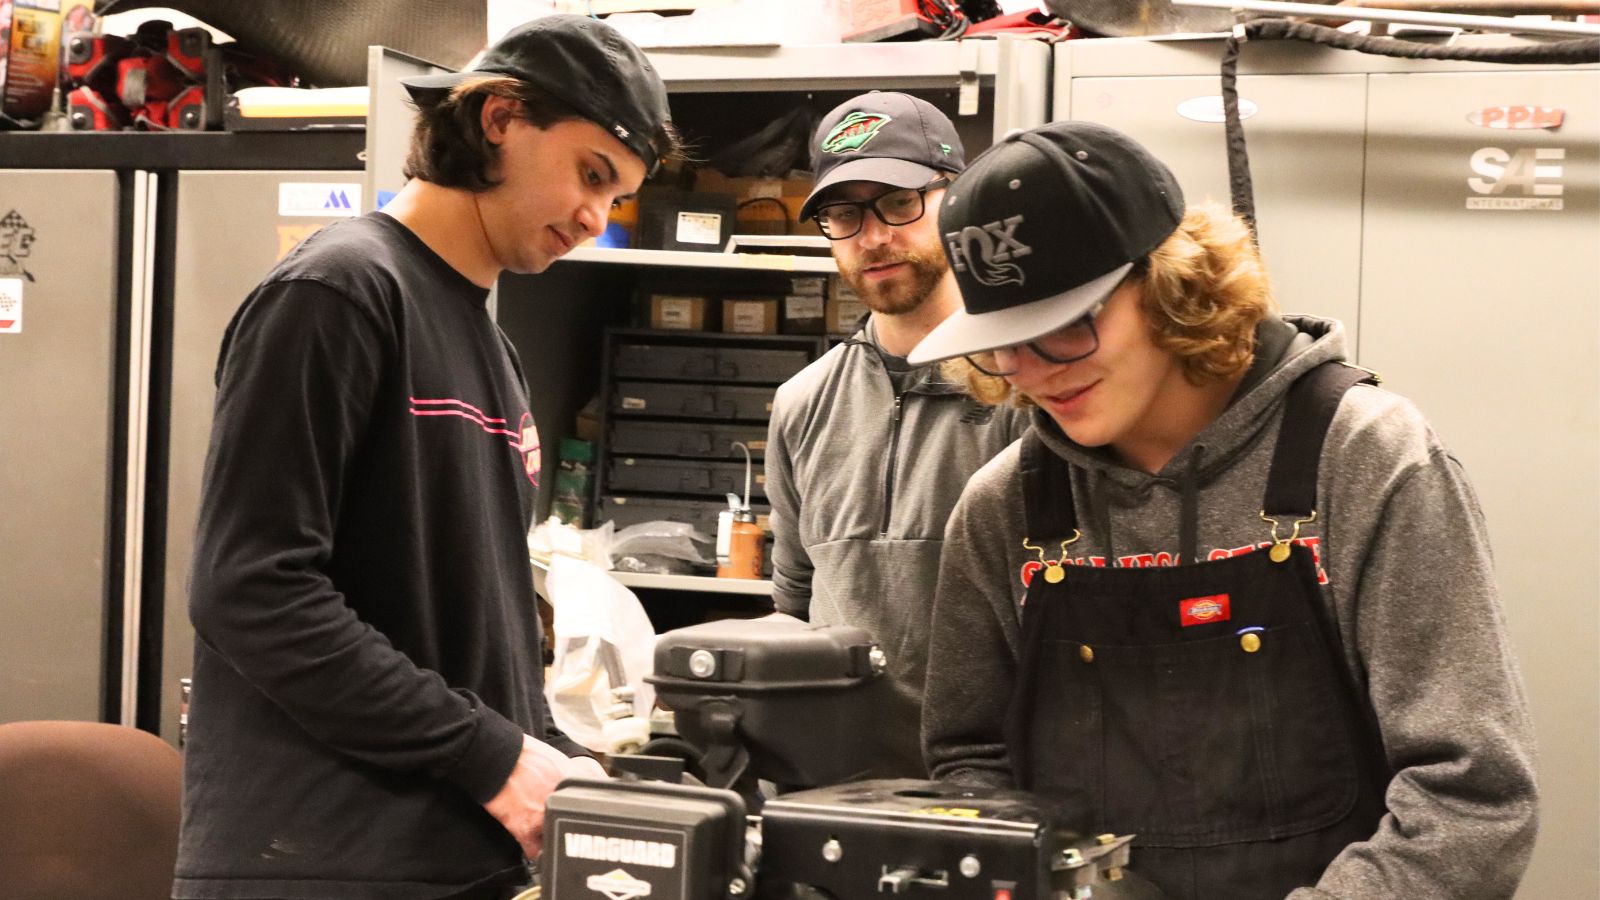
[765,321,1031,777]
[924,315,1538,899]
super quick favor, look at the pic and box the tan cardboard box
[650,294,708,330]
[782,293,826,335]
[825,278,868,334]
[721,297,780,335]
[790,275,828,296]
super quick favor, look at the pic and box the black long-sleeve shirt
[175,213,583,899]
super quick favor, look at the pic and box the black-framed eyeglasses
[811,179,949,240]
[964,301,1107,377]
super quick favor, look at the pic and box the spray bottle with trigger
[716,441,764,579]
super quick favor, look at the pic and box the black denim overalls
[1003,363,1390,900]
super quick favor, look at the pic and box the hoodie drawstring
[1080,444,1207,569]
[1091,468,1116,567]
[1180,444,1206,566]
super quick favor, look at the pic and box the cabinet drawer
[609,420,768,459]
[712,346,810,382]
[613,344,719,379]
[612,382,776,420]
[613,343,810,383]
[608,457,768,500]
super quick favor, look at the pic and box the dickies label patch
[1180,593,1231,627]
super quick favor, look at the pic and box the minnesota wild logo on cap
[821,112,891,154]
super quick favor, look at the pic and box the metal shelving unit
[559,246,838,273]
[648,38,1051,140]
[363,36,1053,611]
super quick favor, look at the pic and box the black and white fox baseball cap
[799,91,967,221]
[402,14,671,175]
[907,121,1185,365]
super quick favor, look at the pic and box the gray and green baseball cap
[799,91,966,222]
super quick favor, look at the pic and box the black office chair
[0,720,182,900]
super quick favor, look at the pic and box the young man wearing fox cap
[914,121,1537,899]
[177,16,678,899]
[764,91,1030,779]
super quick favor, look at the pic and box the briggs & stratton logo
[585,868,653,900]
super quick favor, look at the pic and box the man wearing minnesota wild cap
[914,121,1538,898]
[764,92,1029,779]
[175,15,679,900]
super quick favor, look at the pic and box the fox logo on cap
[947,214,1031,287]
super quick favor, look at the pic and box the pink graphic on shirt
[517,412,542,486]
[408,397,540,486]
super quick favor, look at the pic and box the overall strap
[1262,362,1379,519]
[1020,430,1078,541]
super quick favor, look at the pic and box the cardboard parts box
[722,297,780,335]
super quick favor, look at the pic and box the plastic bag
[543,555,658,754]
[609,520,712,573]
[528,517,614,569]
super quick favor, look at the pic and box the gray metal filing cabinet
[0,169,139,725]
[158,170,361,746]
[1054,35,1599,900]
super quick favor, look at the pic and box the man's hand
[482,735,608,858]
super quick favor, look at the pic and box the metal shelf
[531,558,771,595]
[650,40,1008,91]
[558,246,838,273]
[0,130,365,171]
[610,571,774,595]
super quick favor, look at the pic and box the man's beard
[841,249,949,316]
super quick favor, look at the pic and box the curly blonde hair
[949,202,1276,407]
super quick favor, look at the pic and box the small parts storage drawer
[601,495,772,536]
[609,457,769,500]
[612,381,776,420]
[609,421,768,459]
[613,343,810,383]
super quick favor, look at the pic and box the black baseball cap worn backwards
[799,91,967,221]
[907,121,1186,366]
[401,14,671,174]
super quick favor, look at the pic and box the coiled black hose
[1221,18,1600,233]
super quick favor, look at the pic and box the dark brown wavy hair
[404,75,683,191]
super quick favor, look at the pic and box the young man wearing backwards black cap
[912,121,1538,899]
[175,16,678,900]
[763,92,1030,779]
